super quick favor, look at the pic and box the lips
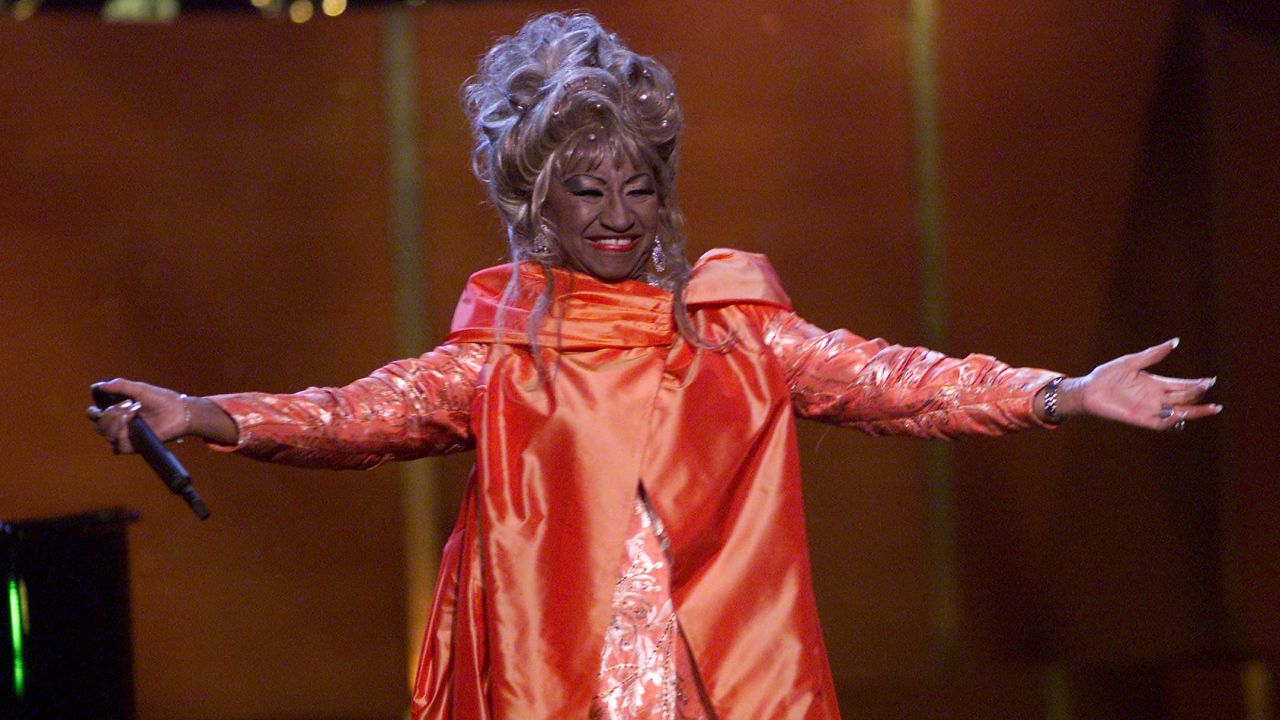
[587,236,639,252]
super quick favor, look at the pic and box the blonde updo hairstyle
[463,12,708,353]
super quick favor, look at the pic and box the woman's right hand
[86,378,212,454]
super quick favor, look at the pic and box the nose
[600,191,633,232]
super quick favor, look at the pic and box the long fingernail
[1213,404,1224,413]
[1203,377,1217,388]
[1170,337,1180,348]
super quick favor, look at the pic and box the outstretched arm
[758,310,1218,438]
[759,309,1058,438]
[88,342,489,469]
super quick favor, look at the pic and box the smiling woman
[85,10,1222,720]
[456,14,716,367]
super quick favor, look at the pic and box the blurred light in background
[12,0,40,20]
[6,577,27,700]
[1244,661,1274,720]
[5,0,418,19]
[101,0,178,22]
[286,0,310,23]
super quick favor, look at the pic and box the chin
[585,267,641,283]
[578,249,651,283]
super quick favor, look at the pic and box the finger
[96,398,133,428]
[1160,403,1223,430]
[1164,388,1208,407]
[1160,377,1216,404]
[93,378,129,403]
[92,378,152,405]
[1149,373,1214,390]
[1126,338,1179,370]
[86,405,104,421]
[91,386,135,414]
[114,405,139,454]
[106,401,141,454]
[94,404,125,438]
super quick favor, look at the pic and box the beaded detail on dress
[591,497,708,720]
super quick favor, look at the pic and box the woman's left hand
[1053,338,1221,431]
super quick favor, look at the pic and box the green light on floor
[7,577,23,699]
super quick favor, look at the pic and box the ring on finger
[1158,405,1174,419]
[1169,419,1187,432]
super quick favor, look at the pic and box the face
[541,153,659,282]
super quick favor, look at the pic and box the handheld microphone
[93,385,211,520]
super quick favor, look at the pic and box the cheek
[545,199,591,235]
[642,204,661,231]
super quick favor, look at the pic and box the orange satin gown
[211,249,1058,720]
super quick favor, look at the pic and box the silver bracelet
[1043,377,1065,424]
[178,393,194,440]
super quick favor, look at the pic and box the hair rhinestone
[638,93,649,102]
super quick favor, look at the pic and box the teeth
[594,238,632,246]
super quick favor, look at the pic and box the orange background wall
[0,13,407,719]
[0,2,1276,719]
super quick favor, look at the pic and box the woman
[88,12,1220,720]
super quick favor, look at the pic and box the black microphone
[93,385,211,520]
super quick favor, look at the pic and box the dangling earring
[532,223,553,255]
[651,234,666,273]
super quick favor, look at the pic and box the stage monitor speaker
[1,509,138,720]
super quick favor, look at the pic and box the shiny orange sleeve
[207,343,488,469]
[758,308,1061,438]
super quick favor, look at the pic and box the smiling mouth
[588,236,639,252]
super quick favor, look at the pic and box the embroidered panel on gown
[591,497,708,720]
